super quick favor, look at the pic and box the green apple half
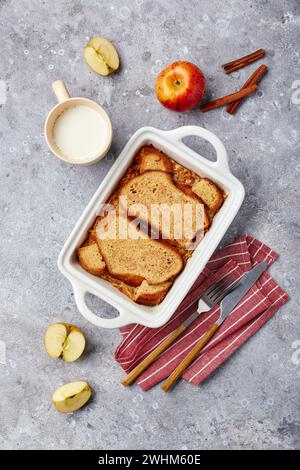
[52,381,92,413]
[44,323,85,362]
[84,36,119,76]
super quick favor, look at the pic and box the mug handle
[163,126,230,174]
[73,284,137,329]
[52,80,70,103]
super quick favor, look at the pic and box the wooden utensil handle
[161,322,219,392]
[121,324,186,387]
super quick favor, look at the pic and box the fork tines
[202,272,240,306]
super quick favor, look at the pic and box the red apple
[155,61,205,112]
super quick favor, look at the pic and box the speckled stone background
[0,0,299,450]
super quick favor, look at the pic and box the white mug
[44,80,112,165]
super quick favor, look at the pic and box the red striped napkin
[115,235,289,390]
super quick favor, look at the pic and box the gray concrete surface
[0,0,299,450]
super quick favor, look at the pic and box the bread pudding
[77,145,225,305]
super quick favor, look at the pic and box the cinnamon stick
[200,84,258,113]
[222,48,265,74]
[227,64,268,114]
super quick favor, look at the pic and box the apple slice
[83,36,119,76]
[84,47,111,75]
[44,323,85,362]
[44,323,68,359]
[52,381,92,413]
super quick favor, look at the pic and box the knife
[161,261,268,391]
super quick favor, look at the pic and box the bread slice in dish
[91,268,171,305]
[119,170,209,248]
[136,146,173,173]
[172,161,200,186]
[192,178,223,216]
[77,236,172,304]
[77,242,106,276]
[92,211,183,287]
[133,280,171,305]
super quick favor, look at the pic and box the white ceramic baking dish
[58,126,244,329]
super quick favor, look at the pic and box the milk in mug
[53,105,109,162]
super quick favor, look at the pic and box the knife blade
[217,261,268,326]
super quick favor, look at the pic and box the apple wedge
[52,381,92,413]
[84,36,119,76]
[44,323,85,362]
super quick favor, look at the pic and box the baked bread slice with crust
[192,178,223,216]
[77,236,172,305]
[119,170,209,248]
[133,280,171,305]
[92,211,183,287]
[136,145,173,173]
[82,263,171,305]
[77,242,106,276]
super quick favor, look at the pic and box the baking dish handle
[73,284,136,329]
[164,126,230,173]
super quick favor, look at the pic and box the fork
[121,270,240,386]
[197,269,240,314]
